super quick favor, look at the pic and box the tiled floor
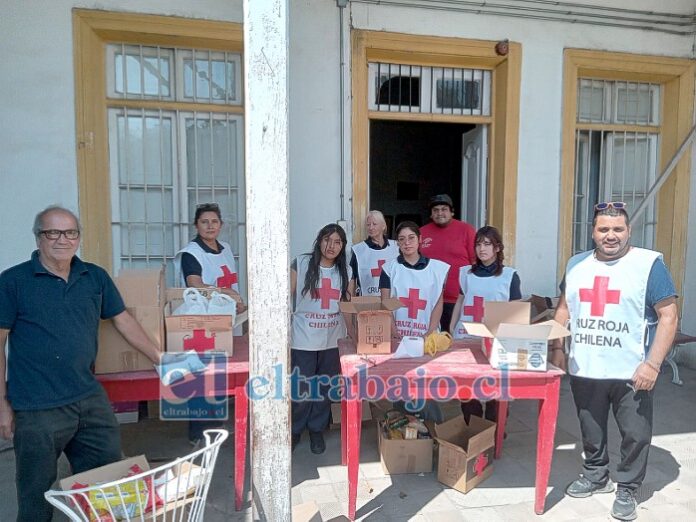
[1,367,695,520]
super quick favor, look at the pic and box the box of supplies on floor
[339,296,403,354]
[462,301,570,371]
[378,412,434,474]
[434,415,496,494]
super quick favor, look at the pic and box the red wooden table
[97,337,249,511]
[339,339,563,520]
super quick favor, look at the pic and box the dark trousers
[570,375,653,490]
[460,399,499,423]
[440,302,455,332]
[291,348,340,436]
[13,388,122,522]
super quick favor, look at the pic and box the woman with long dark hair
[450,225,521,422]
[291,223,354,454]
[350,210,398,296]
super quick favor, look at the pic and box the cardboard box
[164,288,246,356]
[378,421,434,474]
[526,294,560,324]
[434,415,496,494]
[339,297,403,354]
[60,454,150,492]
[329,401,372,429]
[96,268,166,374]
[462,301,570,371]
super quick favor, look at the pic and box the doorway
[369,120,488,237]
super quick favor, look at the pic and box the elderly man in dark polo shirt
[0,205,161,522]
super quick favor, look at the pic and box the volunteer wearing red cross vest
[449,226,521,424]
[420,194,476,332]
[551,202,677,522]
[176,202,246,316]
[379,221,450,338]
[175,202,245,445]
[291,224,354,454]
[350,210,398,296]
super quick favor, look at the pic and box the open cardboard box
[96,267,165,374]
[462,301,570,371]
[525,294,560,324]
[434,415,496,494]
[378,420,434,474]
[339,296,403,354]
[164,288,247,356]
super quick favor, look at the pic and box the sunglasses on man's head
[594,201,626,212]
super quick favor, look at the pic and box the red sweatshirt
[420,219,477,303]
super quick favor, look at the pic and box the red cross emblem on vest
[579,276,621,317]
[371,259,386,277]
[399,288,427,319]
[474,452,489,476]
[464,295,485,322]
[183,329,216,352]
[216,265,238,288]
[317,277,340,309]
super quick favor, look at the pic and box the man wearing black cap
[420,194,476,331]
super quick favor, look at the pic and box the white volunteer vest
[383,258,450,337]
[352,239,399,296]
[176,240,240,292]
[176,240,242,335]
[565,247,660,380]
[453,265,516,339]
[292,255,350,351]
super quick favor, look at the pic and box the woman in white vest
[175,202,245,313]
[379,221,450,338]
[350,210,398,296]
[449,226,521,423]
[291,223,354,454]
[175,202,245,445]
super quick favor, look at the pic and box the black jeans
[13,388,122,522]
[440,302,456,332]
[570,375,653,490]
[291,348,340,436]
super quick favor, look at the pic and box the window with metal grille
[106,44,245,289]
[368,62,491,116]
[573,79,660,253]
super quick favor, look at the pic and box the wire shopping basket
[45,429,229,521]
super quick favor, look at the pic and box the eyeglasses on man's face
[594,201,626,211]
[40,229,80,240]
[397,234,418,244]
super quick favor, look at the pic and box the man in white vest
[551,202,678,521]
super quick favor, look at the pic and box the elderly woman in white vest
[449,225,521,424]
[291,223,354,454]
[350,210,398,296]
[175,202,245,313]
[175,202,245,445]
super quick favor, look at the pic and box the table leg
[346,397,362,521]
[495,400,508,459]
[534,378,560,515]
[341,397,348,466]
[234,386,249,511]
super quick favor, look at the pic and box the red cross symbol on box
[399,288,427,319]
[579,275,621,317]
[474,452,489,475]
[183,329,216,352]
[316,277,340,309]
[216,265,238,288]
[464,295,485,322]
[370,259,386,277]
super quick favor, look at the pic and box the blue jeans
[13,388,121,522]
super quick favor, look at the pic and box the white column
[244,0,291,520]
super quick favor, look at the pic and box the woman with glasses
[350,210,398,296]
[450,225,521,423]
[291,224,354,454]
[175,202,245,445]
